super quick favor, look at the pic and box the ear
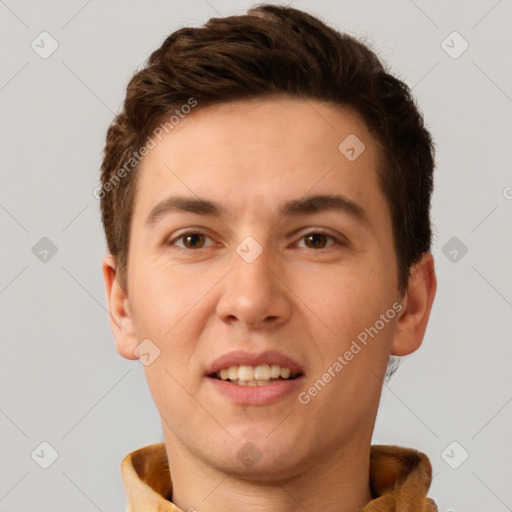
[101,253,138,360]
[391,252,437,356]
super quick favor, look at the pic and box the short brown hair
[99,3,435,297]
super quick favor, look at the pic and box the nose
[216,245,292,329]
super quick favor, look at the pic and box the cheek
[299,261,389,332]
[294,265,397,386]
[128,261,215,378]
[129,256,198,334]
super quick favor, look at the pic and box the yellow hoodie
[121,443,438,511]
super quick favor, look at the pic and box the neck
[163,430,373,512]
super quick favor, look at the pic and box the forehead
[131,96,387,227]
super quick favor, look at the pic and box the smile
[212,364,300,386]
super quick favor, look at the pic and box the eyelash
[167,229,345,250]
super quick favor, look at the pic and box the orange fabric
[121,443,437,511]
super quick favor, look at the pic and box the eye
[167,229,345,251]
[296,231,342,250]
[168,231,214,250]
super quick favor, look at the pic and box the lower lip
[206,376,305,405]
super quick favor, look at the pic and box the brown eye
[168,230,216,250]
[182,233,206,249]
[303,233,329,249]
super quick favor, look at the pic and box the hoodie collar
[121,443,437,511]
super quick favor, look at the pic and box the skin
[102,96,436,512]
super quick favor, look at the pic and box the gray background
[1,0,511,510]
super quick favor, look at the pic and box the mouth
[205,350,305,405]
[208,364,303,386]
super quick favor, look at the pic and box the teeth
[270,365,281,379]
[215,363,298,382]
[230,379,277,386]
[238,365,253,381]
[254,364,270,380]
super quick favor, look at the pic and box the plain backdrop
[1,0,511,511]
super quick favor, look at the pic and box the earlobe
[101,253,139,360]
[391,253,437,356]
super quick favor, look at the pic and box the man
[100,4,438,510]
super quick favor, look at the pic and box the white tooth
[254,364,270,380]
[270,365,281,379]
[238,365,254,381]
[236,379,248,386]
[220,368,229,380]
[228,366,238,380]
[247,380,257,386]
[280,367,291,379]
[256,379,272,386]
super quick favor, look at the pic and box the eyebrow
[145,193,370,228]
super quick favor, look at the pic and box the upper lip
[205,350,304,376]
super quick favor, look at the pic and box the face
[105,96,428,478]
